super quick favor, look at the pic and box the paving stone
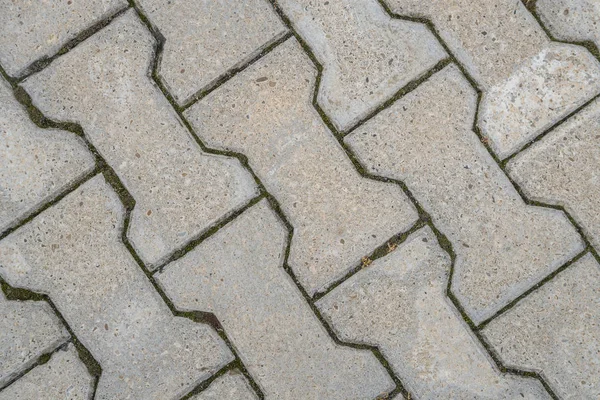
[537,0,600,49]
[190,371,257,400]
[0,293,69,388]
[507,97,600,251]
[157,200,394,399]
[21,10,258,269]
[0,175,233,400]
[0,0,127,78]
[276,0,446,132]
[0,344,93,400]
[482,253,600,399]
[345,65,584,324]
[185,38,418,296]
[317,227,551,399]
[0,76,95,235]
[386,0,600,159]
[137,0,287,105]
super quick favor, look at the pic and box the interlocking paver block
[0,0,127,77]
[537,0,600,49]
[137,0,287,105]
[0,175,233,400]
[157,200,394,399]
[0,76,95,234]
[0,293,69,388]
[507,97,600,250]
[21,10,258,269]
[190,371,257,400]
[186,38,418,296]
[276,0,446,131]
[318,227,551,399]
[345,65,584,324]
[482,253,600,399]
[0,344,92,400]
[386,0,600,158]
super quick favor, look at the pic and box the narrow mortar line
[180,31,294,111]
[13,5,131,82]
[0,331,71,392]
[477,249,589,330]
[0,277,103,397]
[178,362,238,400]
[313,218,427,302]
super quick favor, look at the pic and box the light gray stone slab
[0,344,93,400]
[0,0,127,77]
[0,76,95,234]
[0,175,233,400]
[190,371,257,400]
[137,0,287,105]
[537,0,600,49]
[345,65,584,324]
[157,200,394,399]
[185,38,418,296]
[22,10,258,269]
[386,0,600,159]
[0,293,69,388]
[276,0,446,132]
[317,227,551,399]
[507,97,600,251]
[482,253,600,399]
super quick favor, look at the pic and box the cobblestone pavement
[0,1,599,399]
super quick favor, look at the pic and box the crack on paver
[10,5,131,83]
[0,277,101,397]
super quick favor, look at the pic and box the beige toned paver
[0,344,92,400]
[276,0,446,132]
[386,0,600,159]
[21,10,258,269]
[318,227,551,399]
[507,97,600,250]
[137,0,287,105]
[346,65,584,324]
[0,293,69,388]
[157,200,394,399]
[0,0,127,78]
[0,77,95,235]
[0,175,233,400]
[482,253,600,399]
[186,38,418,296]
[190,371,257,400]
[537,0,600,49]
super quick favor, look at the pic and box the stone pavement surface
[0,1,598,399]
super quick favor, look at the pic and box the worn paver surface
[0,1,598,399]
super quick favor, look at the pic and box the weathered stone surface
[0,0,127,77]
[345,65,584,324]
[157,200,394,399]
[318,227,551,399]
[22,10,258,269]
[0,293,69,388]
[137,0,287,105]
[507,97,600,250]
[186,38,418,296]
[276,0,446,131]
[0,175,233,400]
[0,344,93,400]
[386,0,600,158]
[191,371,257,400]
[0,77,95,235]
[482,253,600,399]
[537,0,600,48]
